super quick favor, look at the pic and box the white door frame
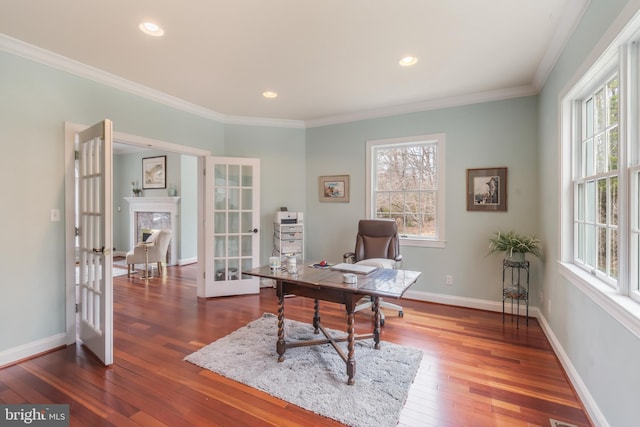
[64,121,211,344]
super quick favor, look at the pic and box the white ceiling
[0,0,586,126]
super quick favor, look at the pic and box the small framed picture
[319,175,350,202]
[142,156,167,189]
[466,167,507,211]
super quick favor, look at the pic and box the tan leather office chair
[343,219,403,325]
[126,229,172,277]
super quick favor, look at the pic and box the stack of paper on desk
[330,263,378,275]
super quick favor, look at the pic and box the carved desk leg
[373,296,381,350]
[313,298,320,334]
[276,283,286,362]
[346,307,356,385]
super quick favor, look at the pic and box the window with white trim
[574,74,619,286]
[562,21,640,323]
[366,134,446,248]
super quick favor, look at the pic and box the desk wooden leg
[346,309,356,385]
[277,291,286,362]
[313,299,320,334]
[373,296,381,350]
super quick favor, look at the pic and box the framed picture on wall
[466,167,507,211]
[142,155,167,189]
[319,175,350,202]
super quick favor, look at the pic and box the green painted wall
[1,1,640,423]
[305,96,540,302]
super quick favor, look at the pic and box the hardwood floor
[0,263,592,426]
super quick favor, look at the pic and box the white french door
[202,157,260,297]
[77,120,113,365]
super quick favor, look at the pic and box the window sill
[558,261,640,339]
[400,238,445,248]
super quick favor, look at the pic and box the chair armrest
[343,252,356,263]
[395,254,403,262]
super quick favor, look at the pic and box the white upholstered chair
[126,229,172,277]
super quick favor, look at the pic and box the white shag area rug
[184,313,423,427]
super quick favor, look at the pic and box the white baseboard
[403,289,606,427]
[0,333,67,368]
[178,257,197,266]
[535,314,608,427]
[403,289,538,317]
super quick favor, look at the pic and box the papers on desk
[330,263,378,275]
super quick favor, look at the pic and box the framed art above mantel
[142,155,167,189]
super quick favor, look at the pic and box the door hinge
[75,303,80,313]
[75,227,80,237]
[74,150,79,160]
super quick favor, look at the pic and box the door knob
[248,228,258,233]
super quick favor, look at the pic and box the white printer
[274,211,303,224]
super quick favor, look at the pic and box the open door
[202,157,260,297]
[77,120,114,365]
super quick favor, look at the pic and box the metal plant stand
[502,259,529,327]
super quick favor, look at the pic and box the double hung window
[366,134,445,248]
[562,22,640,328]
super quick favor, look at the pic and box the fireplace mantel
[124,196,181,211]
[125,197,180,265]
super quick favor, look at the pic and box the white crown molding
[0,33,306,129]
[305,85,538,128]
[0,30,562,130]
[532,0,591,91]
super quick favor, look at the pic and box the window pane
[611,176,618,226]
[577,183,584,221]
[597,178,607,225]
[595,88,605,133]
[375,192,390,215]
[585,98,593,138]
[584,138,594,176]
[610,229,618,279]
[586,224,596,267]
[596,134,606,174]
[607,77,619,126]
[577,222,585,261]
[597,226,606,274]
[608,127,618,171]
[586,181,596,223]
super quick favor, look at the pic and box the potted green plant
[488,231,541,262]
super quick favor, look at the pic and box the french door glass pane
[228,165,240,186]
[229,212,239,233]
[241,165,253,187]
[242,188,253,210]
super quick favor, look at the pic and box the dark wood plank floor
[0,262,592,426]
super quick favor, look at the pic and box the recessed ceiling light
[139,21,164,37]
[399,56,418,67]
[262,91,278,99]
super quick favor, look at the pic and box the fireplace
[125,197,180,265]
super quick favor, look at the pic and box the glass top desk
[245,264,421,385]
